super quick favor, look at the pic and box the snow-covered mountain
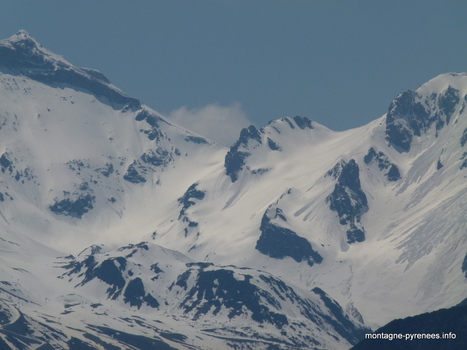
[0,30,465,349]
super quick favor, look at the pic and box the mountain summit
[0,30,139,107]
[0,31,465,350]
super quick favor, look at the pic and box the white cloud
[168,102,253,147]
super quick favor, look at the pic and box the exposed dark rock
[284,118,296,129]
[135,109,159,127]
[267,137,282,151]
[251,168,269,175]
[364,147,401,181]
[134,109,167,141]
[255,206,323,265]
[170,265,368,345]
[117,242,149,259]
[462,253,467,278]
[439,85,460,124]
[437,158,444,170]
[159,332,187,343]
[98,163,114,177]
[0,153,30,183]
[363,147,381,165]
[0,309,60,349]
[144,293,160,308]
[62,254,97,277]
[461,152,467,170]
[93,258,127,299]
[385,90,431,152]
[120,245,144,256]
[66,159,87,173]
[224,149,250,182]
[327,159,368,243]
[327,160,368,223]
[2,311,35,336]
[1,307,69,350]
[150,263,163,274]
[135,242,149,250]
[179,184,205,211]
[82,333,120,350]
[292,116,314,130]
[225,125,262,182]
[184,136,209,144]
[123,161,146,183]
[461,128,467,147]
[124,278,146,308]
[123,148,173,184]
[49,194,95,219]
[141,128,163,142]
[0,192,12,202]
[13,167,35,183]
[141,147,171,167]
[0,337,13,350]
[327,160,346,179]
[0,153,12,174]
[62,245,162,307]
[64,256,127,300]
[78,182,90,191]
[385,86,460,152]
[346,225,366,244]
[239,125,262,144]
[67,337,95,350]
[177,183,205,236]
[386,165,401,181]
[174,268,288,328]
[267,116,314,132]
[90,326,177,350]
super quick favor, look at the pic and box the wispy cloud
[168,102,253,147]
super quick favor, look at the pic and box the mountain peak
[0,30,139,108]
[0,29,70,71]
[1,29,38,49]
[385,72,467,152]
[9,29,36,43]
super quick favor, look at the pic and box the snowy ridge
[0,30,138,109]
[0,31,466,349]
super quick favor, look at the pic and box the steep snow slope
[0,30,466,349]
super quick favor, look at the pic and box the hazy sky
[1,1,467,144]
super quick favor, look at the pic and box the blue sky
[1,1,467,144]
